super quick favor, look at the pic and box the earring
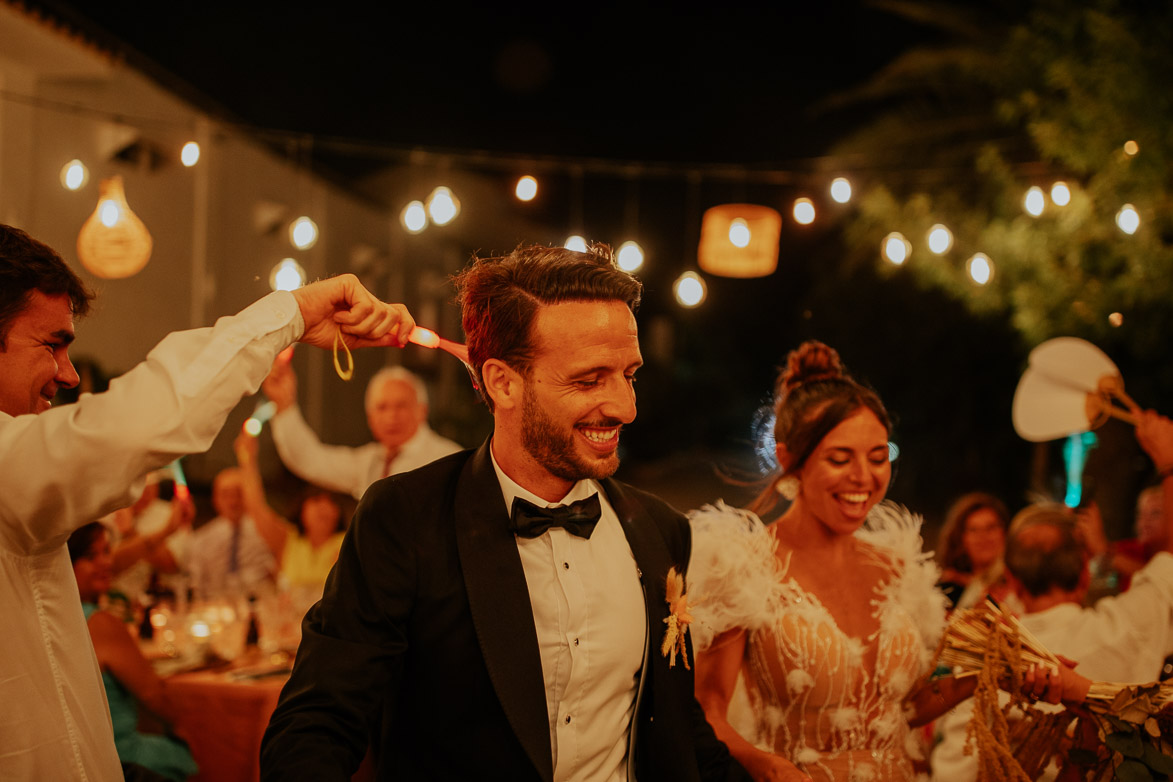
[776,474,800,501]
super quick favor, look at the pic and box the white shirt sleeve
[1074,552,1173,681]
[269,405,377,498]
[0,292,303,556]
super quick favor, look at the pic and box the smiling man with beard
[262,243,749,782]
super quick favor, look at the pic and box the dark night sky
[39,1,938,164]
[30,1,1064,528]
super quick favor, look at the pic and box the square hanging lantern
[697,203,781,278]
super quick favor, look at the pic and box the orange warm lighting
[408,326,440,348]
[697,204,782,278]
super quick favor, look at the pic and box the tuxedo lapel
[454,443,554,782]
[602,478,675,602]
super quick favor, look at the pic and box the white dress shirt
[931,552,1173,781]
[270,406,462,499]
[490,447,647,782]
[186,515,276,598]
[0,292,302,781]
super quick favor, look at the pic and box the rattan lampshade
[77,175,152,279]
[697,203,781,278]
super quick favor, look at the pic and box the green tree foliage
[828,0,1173,403]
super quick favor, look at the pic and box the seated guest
[186,466,275,598]
[69,522,198,782]
[232,431,347,593]
[935,491,1015,610]
[1084,483,1168,594]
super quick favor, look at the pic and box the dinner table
[145,594,374,782]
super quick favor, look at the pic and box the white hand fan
[1011,337,1137,442]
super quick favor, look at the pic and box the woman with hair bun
[687,341,1062,782]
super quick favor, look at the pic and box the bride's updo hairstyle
[748,340,891,516]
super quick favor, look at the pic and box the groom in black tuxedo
[261,243,748,782]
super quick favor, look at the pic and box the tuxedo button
[563,561,569,569]
[574,638,579,646]
[565,715,572,724]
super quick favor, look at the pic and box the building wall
[0,4,443,491]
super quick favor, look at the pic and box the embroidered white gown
[688,502,947,782]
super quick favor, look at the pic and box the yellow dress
[689,502,947,782]
[280,532,345,590]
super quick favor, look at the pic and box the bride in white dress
[688,342,1059,782]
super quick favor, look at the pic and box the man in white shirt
[186,466,277,597]
[0,222,415,781]
[931,410,1173,781]
[262,243,749,782]
[263,360,461,499]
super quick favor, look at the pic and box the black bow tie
[509,494,602,540]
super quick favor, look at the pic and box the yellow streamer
[332,327,354,381]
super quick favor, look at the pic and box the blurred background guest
[934,491,1015,611]
[1081,483,1168,596]
[107,472,193,611]
[69,522,198,782]
[185,466,275,599]
[263,359,461,501]
[232,430,347,594]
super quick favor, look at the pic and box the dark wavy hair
[451,242,642,411]
[0,224,94,347]
[748,341,890,518]
[67,522,107,563]
[935,492,1011,574]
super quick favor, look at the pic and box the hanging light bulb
[180,141,201,167]
[1024,186,1045,217]
[269,258,307,291]
[1116,204,1140,234]
[1108,312,1124,327]
[616,241,645,272]
[673,271,706,308]
[515,175,538,202]
[792,198,816,225]
[427,186,460,225]
[564,235,588,252]
[1123,140,1139,156]
[60,159,89,191]
[76,175,153,279]
[967,253,994,285]
[401,201,428,233]
[728,218,751,248]
[289,216,318,250]
[927,224,953,254]
[1050,181,1071,206]
[830,177,852,204]
[882,232,910,265]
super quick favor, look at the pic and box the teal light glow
[1063,431,1098,507]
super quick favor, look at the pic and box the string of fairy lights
[22,89,1149,311]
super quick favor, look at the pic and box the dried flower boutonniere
[661,566,693,669]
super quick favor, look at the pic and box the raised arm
[233,430,290,562]
[1,275,413,556]
[1136,410,1173,553]
[110,495,194,575]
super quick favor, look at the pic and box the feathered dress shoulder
[687,501,948,782]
